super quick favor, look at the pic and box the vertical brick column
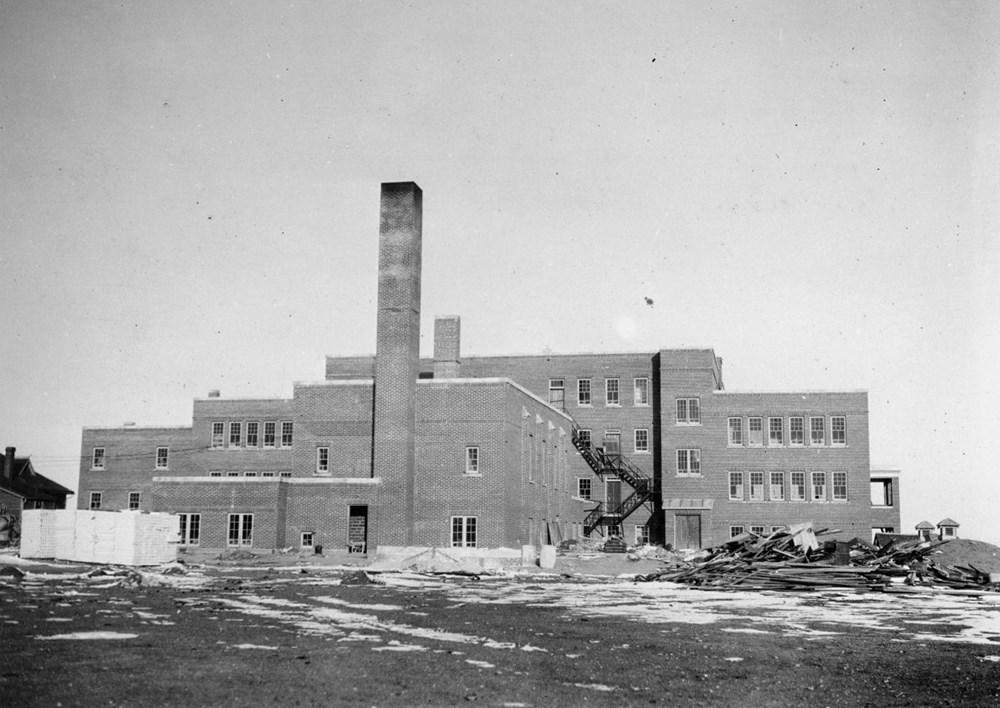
[373,182,422,545]
[433,315,461,378]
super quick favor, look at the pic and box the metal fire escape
[572,427,658,537]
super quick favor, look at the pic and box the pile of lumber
[639,524,1000,593]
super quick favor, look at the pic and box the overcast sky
[2,2,997,542]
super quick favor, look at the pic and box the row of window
[728,470,848,502]
[731,525,789,538]
[91,447,172,471]
[575,429,650,454]
[211,421,293,449]
[728,416,846,447]
[89,491,143,510]
[549,378,650,407]
[208,471,292,478]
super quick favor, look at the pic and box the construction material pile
[639,523,1000,593]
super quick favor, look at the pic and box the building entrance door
[606,478,621,512]
[675,514,702,550]
[348,505,368,553]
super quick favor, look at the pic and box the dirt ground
[2,547,1000,707]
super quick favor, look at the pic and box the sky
[2,2,998,542]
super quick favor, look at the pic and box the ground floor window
[634,525,650,545]
[730,526,745,538]
[89,492,102,510]
[451,516,477,548]
[750,525,765,535]
[577,478,592,499]
[128,492,140,511]
[228,514,253,547]
[179,513,201,546]
[301,531,314,549]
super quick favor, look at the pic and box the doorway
[348,505,368,553]
[675,514,702,550]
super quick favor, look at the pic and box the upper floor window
[634,378,649,406]
[548,379,565,409]
[280,421,293,448]
[229,422,242,448]
[576,429,591,448]
[465,446,480,475]
[89,491,102,510]
[728,418,743,446]
[577,478,592,500]
[577,379,592,406]
[155,447,169,469]
[811,472,827,501]
[789,417,804,446]
[831,416,846,446]
[246,422,259,448]
[92,447,106,470]
[748,417,763,446]
[676,398,700,425]
[832,471,848,501]
[790,471,806,501]
[605,378,620,406]
[770,471,785,501]
[211,422,225,448]
[676,449,701,476]
[634,429,649,453]
[316,447,329,475]
[768,417,783,446]
[263,421,276,448]
[810,417,825,446]
[729,472,744,501]
[749,471,765,501]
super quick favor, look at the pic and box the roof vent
[208,390,221,398]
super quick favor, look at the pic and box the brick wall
[284,481,381,551]
[292,382,375,478]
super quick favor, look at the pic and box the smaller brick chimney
[3,446,15,487]
[433,316,461,378]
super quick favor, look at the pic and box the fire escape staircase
[572,427,657,537]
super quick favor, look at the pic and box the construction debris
[638,524,1000,593]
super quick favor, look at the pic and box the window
[548,379,565,408]
[89,492,102,510]
[577,379,592,406]
[604,430,621,455]
[279,471,291,478]
[229,422,242,448]
[465,446,480,475]
[811,472,827,501]
[128,492,140,510]
[301,532,314,548]
[750,525,765,535]
[316,447,330,475]
[262,471,275,478]
[730,526,745,538]
[244,472,257,477]
[635,525,651,545]
[791,472,806,501]
[156,447,169,469]
[634,378,649,406]
[227,471,239,477]
[770,471,785,501]
[749,471,765,501]
[676,449,701,476]
[179,513,200,546]
[942,526,956,539]
[871,478,893,506]
[451,516,477,548]
[676,398,700,425]
[246,422,259,448]
[228,514,253,547]
[770,526,785,534]
[211,422,225,448]
[810,417,825,446]
[768,417,783,446]
[576,429,591,448]
[92,447,106,470]
[634,429,649,453]
[606,378,620,406]
[263,421,276,448]
[832,472,848,501]
[281,421,293,448]
[728,418,743,446]
[748,417,763,446]
[729,472,744,500]
[789,417,804,446]
[831,416,846,446]
[209,471,222,477]
[577,478,592,500]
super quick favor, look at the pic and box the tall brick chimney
[433,316,461,378]
[3,446,15,487]
[372,182,422,545]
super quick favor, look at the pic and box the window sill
[675,474,703,478]
[633,450,651,455]
[605,404,621,408]
[675,422,701,427]
[634,403,650,407]
[577,404,592,408]
[464,472,482,478]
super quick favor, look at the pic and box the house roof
[915,521,935,529]
[2,456,74,503]
[937,518,960,527]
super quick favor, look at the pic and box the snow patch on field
[39,631,138,640]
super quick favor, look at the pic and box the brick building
[77,181,900,551]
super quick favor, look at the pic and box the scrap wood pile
[639,523,1000,593]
